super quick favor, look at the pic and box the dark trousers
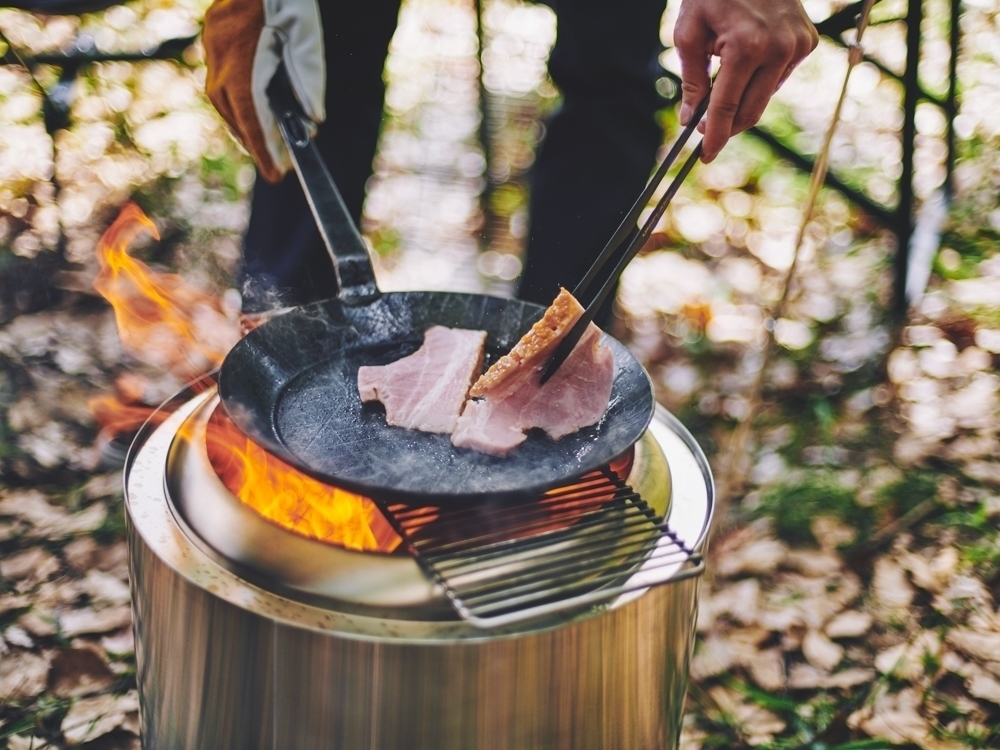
[241,0,667,324]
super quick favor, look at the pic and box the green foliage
[200,154,251,203]
[0,694,72,746]
[940,502,1000,580]
[368,226,402,258]
[874,473,939,517]
[756,475,868,546]
[727,676,800,713]
[489,183,526,216]
[92,497,128,545]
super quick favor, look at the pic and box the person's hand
[203,0,325,183]
[673,0,818,163]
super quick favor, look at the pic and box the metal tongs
[540,89,712,383]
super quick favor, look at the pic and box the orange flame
[205,410,401,553]
[92,202,241,378]
[91,202,397,553]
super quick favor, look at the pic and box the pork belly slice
[358,326,487,434]
[452,293,615,456]
[469,287,582,399]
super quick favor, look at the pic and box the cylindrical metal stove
[125,387,713,750]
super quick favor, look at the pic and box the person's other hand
[673,0,818,162]
[203,0,325,183]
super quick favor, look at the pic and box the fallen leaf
[25,502,107,540]
[93,542,129,575]
[18,609,57,638]
[679,722,708,750]
[0,489,65,526]
[84,473,123,501]
[0,649,51,701]
[79,571,131,607]
[762,571,860,631]
[899,547,958,594]
[0,547,60,583]
[716,538,788,578]
[746,648,785,691]
[0,595,30,617]
[964,461,1000,488]
[49,648,117,697]
[933,575,992,615]
[872,556,916,616]
[691,635,738,680]
[825,610,873,639]
[60,606,132,638]
[875,631,941,682]
[63,537,101,572]
[728,627,772,648]
[6,735,45,750]
[780,624,806,652]
[787,662,828,690]
[700,578,761,630]
[783,549,842,577]
[824,667,876,689]
[743,709,786,746]
[847,686,930,744]
[811,516,856,550]
[707,685,786,745]
[788,663,874,690]
[61,690,139,745]
[964,664,1000,706]
[3,625,34,649]
[802,629,844,671]
[945,628,1000,663]
[940,649,966,674]
[100,628,135,657]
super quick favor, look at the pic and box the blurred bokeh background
[2,0,1000,747]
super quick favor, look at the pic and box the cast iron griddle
[219,291,654,501]
[217,64,655,502]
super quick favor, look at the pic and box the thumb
[673,13,713,126]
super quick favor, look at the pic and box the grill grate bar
[453,543,694,607]
[461,547,697,615]
[376,469,702,628]
[424,515,669,576]
[419,508,662,569]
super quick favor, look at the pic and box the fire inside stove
[203,406,403,554]
[202,402,635,558]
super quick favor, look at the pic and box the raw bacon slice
[358,326,487,434]
[451,290,615,456]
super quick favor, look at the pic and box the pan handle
[266,62,380,305]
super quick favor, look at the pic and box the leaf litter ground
[2,0,1000,747]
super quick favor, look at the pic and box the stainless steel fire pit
[125,385,713,750]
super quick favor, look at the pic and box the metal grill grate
[379,469,703,628]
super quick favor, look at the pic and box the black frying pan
[218,65,655,502]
